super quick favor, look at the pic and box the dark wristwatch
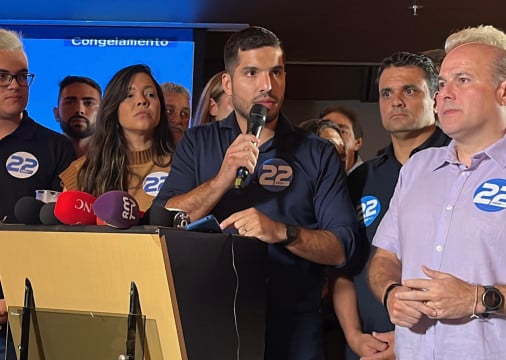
[277,224,298,246]
[482,286,503,313]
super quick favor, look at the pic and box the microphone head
[54,191,97,225]
[14,197,45,224]
[147,205,191,228]
[39,202,63,225]
[34,189,61,203]
[93,191,140,229]
[247,104,268,137]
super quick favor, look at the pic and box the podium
[0,225,267,359]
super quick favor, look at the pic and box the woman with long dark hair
[60,64,174,210]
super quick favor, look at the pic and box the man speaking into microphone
[154,26,358,359]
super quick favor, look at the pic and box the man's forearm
[333,276,362,339]
[368,248,402,303]
[288,228,346,266]
[165,177,229,221]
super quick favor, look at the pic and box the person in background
[298,118,347,168]
[53,75,102,157]
[0,27,75,360]
[161,82,190,144]
[154,26,358,359]
[333,51,450,360]
[191,71,233,127]
[319,105,364,173]
[60,64,174,211]
[420,48,445,72]
[298,117,354,359]
[368,26,506,359]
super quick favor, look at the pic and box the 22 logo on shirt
[6,152,39,179]
[359,195,381,227]
[143,171,168,197]
[258,158,293,192]
[473,178,506,212]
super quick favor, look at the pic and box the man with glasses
[0,28,75,224]
[161,82,191,144]
[0,28,75,358]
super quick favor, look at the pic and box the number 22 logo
[473,178,506,212]
[258,158,293,192]
[360,195,381,227]
[6,152,39,179]
[143,171,168,197]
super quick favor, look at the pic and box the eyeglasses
[0,72,35,87]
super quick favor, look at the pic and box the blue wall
[0,0,203,23]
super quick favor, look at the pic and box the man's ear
[222,72,232,96]
[354,137,363,152]
[498,80,506,106]
[53,107,60,122]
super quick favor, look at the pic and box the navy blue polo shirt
[156,112,358,358]
[344,127,450,351]
[0,111,76,224]
[156,112,358,313]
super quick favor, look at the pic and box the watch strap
[277,224,298,246]
[383,282,402,308]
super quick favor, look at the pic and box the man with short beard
[155,26,358,359]
[54,75,101,157]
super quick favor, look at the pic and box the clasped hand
[388,266,474,328]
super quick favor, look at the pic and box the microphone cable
[231,236,241,360]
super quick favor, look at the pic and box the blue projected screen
[21,31,194,133]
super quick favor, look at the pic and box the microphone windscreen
[246,104,268,137]
[39,202,63,225]
[148,205,191,228]
[14,197,45,224]
[93,191,140,229]
[54,190,97,225]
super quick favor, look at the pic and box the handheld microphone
[146,204,191,228]
[93,191,140,229]
[39,202,63,225]
[54,190,97,225]
[234,103,268,189]
[14,197,45,224]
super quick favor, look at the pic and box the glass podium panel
[7,306,150,360]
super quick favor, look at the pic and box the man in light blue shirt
[369,25,506,359]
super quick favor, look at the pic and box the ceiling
[196,0,506,100]
[4,0,506,100]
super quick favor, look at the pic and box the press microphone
[93,191,141,229]
[234,103,268,189]
[54,190,97,225]
[145,204,191,228]
[39,202,63,225]
[14,197,45,224]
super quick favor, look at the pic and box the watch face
[484,287,503,310]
